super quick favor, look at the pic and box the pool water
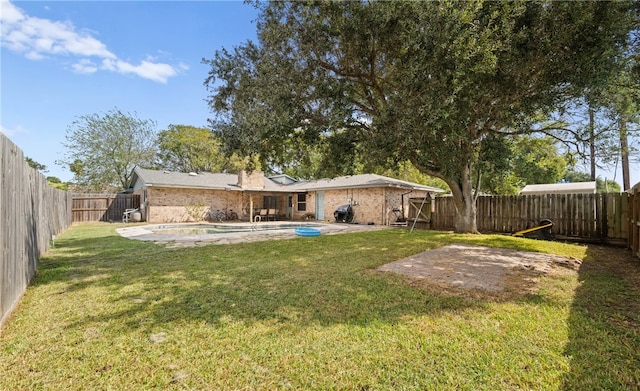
[150,223,322,235]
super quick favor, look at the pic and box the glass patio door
[315,191,325,221]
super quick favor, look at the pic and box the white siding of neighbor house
[519,181,597,195]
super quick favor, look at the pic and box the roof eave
[144,183,240,191]
[299,184,443,192]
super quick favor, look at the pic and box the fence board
[629,184,640,258]
[621,194,629,240]
[1,134,72,328]
[429,193,630,241]
[72,194,140,222]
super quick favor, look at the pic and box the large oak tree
[205,1,637,232]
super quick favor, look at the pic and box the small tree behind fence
[1,134,72,328]
[428,193,628,241]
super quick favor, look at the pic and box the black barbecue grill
[334,204,354,223]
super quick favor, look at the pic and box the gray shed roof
[519,181,597,195]
[131,167,445,193]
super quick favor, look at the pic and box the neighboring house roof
[519,181,597,195]
[130,167,445,193]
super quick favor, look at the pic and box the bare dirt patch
[378,244,582,299]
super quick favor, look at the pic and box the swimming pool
[150,222,323,235]
[116,221,384,247]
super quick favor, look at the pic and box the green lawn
[1,223,639,390]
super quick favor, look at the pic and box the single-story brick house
[128,167,444,225]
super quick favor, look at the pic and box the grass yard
[1,223,639,390]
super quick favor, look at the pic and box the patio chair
[267,208,277,221]
[122,208,138,223]
[255,209,268,222]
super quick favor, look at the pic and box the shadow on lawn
[563,245,640,389]
[37,230,488,332]
[32,227,640,389]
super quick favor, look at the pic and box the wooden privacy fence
[629,183,640,258]
[72,194,140,222]
[1,134,72,328]
[419,193,629,241]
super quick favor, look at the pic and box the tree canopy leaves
[205,0,637,232]
[25,157,47,173]
[478,135,568,195]
[60,108,158,191]
[157,125,227,173]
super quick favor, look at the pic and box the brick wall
[146,187,243,223]
[143,184,428,225]
[303,188,428,225]
[237,170,265,189]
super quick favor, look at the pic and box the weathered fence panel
[629,183,640,258]
[429,193,629,241]
[72,194,140,222]
[1,134,72,329]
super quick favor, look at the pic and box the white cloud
[101,58,177,83]
[72,59,98,74]
[0,0,180,83]
[0,0,23,24]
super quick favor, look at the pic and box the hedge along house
[128,167,444,224]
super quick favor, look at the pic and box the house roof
[519,181,597,195]
[289,174,444,193]
[131,168,239,190]
[131,167,445,193]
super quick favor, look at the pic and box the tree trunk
[620,117,630,191]
[446,162,478,233]
[589,106,596,181]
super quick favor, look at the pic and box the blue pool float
[295,227,321,237]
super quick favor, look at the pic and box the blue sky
[1,0,259,182]
[1,0,637,187]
